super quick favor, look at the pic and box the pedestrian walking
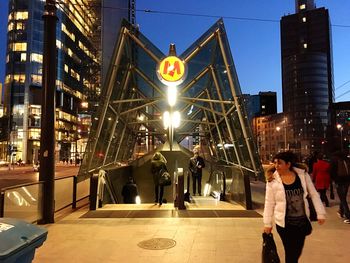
[263,151,326,263]
[312,152,331,207]
[330,151,350,224]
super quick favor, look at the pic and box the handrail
[54,175,75,181]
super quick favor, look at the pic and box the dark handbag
[304,218,313,236]
[159,170,171,186]
[306,195,317,222]
[262,233,280,263]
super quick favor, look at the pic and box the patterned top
[283,175,307,226]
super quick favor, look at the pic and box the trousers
[336,182,350,219]
[192,174,202,195]
[276,223,307,263]
[154,184,164,204]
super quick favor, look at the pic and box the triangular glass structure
[79,19,263,209]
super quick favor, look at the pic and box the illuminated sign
[157,56,186,85]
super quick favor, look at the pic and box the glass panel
[76,178,90,201]
[3,183,43,223]
[54,177,74,211]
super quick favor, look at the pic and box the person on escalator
[189,148,205,196]
[121,177,139,204]
[151,152,168,206]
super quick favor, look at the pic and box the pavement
[2,164,349,262]
[0,164,80,190]
[32,198,350,263]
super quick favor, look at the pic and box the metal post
[0,191,4,217]
[38,0,57,224]
[284,117,287,151]
[72,176,77,209]
[340,128,343,152]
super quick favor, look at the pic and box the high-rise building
[2,0,131,163]
[332,102,350,153]
[280,0,334,157]
[243,91,277,121]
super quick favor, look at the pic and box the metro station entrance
[78,19,263,213]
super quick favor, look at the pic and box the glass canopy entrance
[78,19,263,210]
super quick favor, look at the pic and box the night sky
[1,0,350,109]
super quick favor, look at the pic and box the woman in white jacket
[263,151,326,263]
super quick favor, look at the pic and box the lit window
[31,74,42,84]
[31,53,43,63]
[5,75,11,84]
[56,39,62,49]
[300,4,306,10]
[303,43,308,48]
[29,129,41,140]
[9,11,28,20]
[302,17,306,22]
[20,53,26,62]
[13,74,26,83]
[68,48,73,57]
[13,42,27,51]
[261,105,266,109]
[61,23,75,42]
[16,22,25,30]
[78,41,84,49]
[64,64,69,73]
[71,69,80,81]
[8,22,14,31]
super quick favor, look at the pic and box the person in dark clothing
[189,148,205,196]
[307,151,318,174]
[151,152,168,206]
[121,177,139,204]
[330,151,350,224]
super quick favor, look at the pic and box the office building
[252,113,290,163]
[281,0,334,157]
[2,0,131,163]
[332,102,350,153]
[243,91,277,121]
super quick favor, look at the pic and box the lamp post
[157,44,185,151]
[337,124,343,152]
[276,117,287,152]
[283,117,287,151]
[38,0,57,224]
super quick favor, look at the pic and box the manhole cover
[138,238,176,250]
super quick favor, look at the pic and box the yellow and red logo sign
[157,56,186,85]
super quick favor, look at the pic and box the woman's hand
[318,219,325,225]
[263,227,272,234]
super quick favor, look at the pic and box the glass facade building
[281,1,334,157]
[3,0,130,163]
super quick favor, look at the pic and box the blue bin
[0,218,48,263]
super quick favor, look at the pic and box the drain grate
[137,238,176,250]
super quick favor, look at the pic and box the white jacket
[263,167,326,228]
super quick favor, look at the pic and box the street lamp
[276,121,287,152]
[163,110,181,151]
[337,124,343,152]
